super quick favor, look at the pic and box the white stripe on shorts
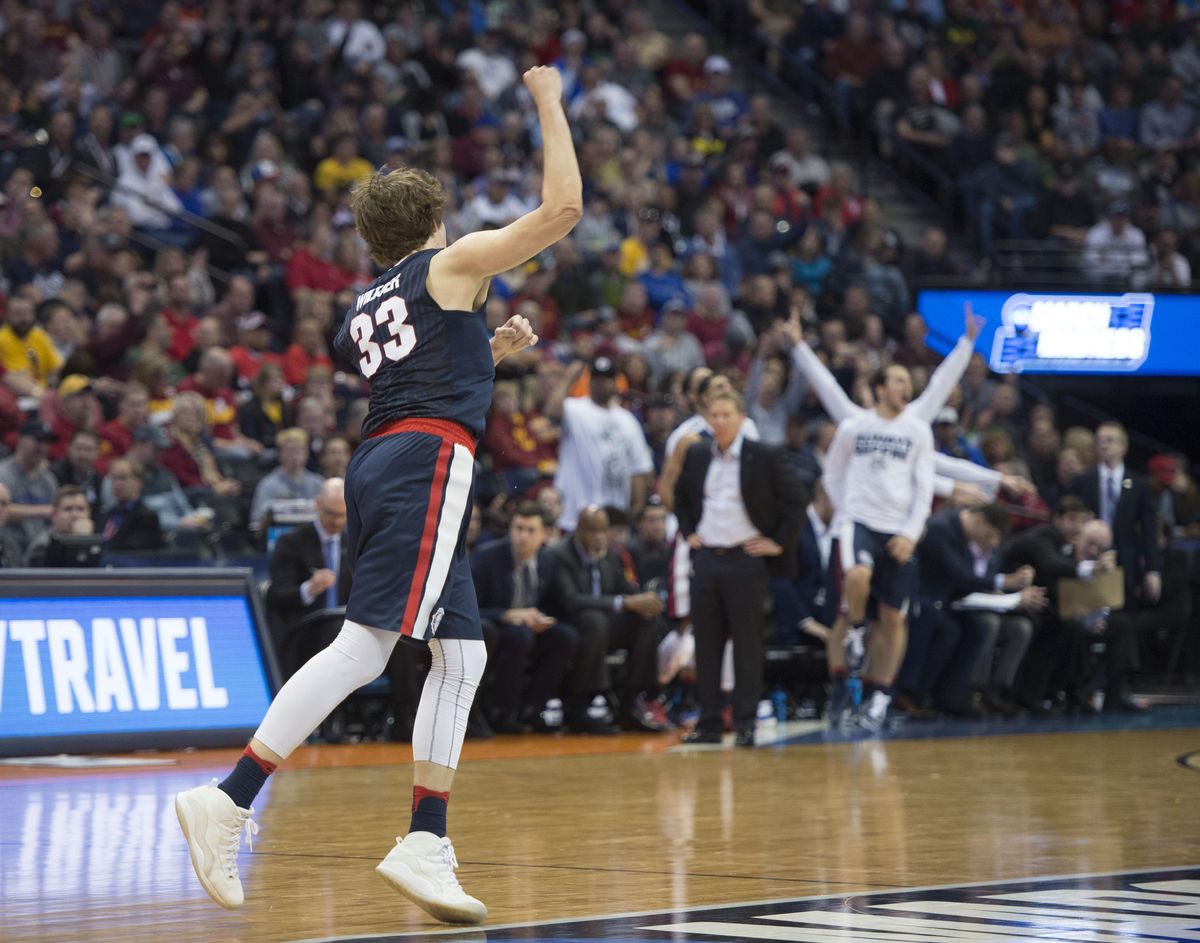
[410,443,474,641]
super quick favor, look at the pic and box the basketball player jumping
[175,66,581,924]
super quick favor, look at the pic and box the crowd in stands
[736,0,1200,280]
[0,1,1195,736]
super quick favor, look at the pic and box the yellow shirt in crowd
[0,325,63,386]
[313,155,373,192]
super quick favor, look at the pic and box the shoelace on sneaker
[218,806,259,879]
[437,838,464,891]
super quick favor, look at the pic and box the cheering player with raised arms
[175,66,581,924]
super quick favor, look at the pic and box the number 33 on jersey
[349,296,416,378]
[333,248,495,440]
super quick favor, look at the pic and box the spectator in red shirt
[98,382,151,473]
[249,186,299,265]
[0,368,20,452]
[661,31,708,106]
[229,311,282,386]
[283,316,333,386]
[177,348,261,455]
[616,281,655,340]
[824,13,880,133]
[160,391,242,497]
[161,271,200,363]
[484,381,557,494]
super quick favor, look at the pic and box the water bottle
[846,677,863,709]
[771,687,789,723]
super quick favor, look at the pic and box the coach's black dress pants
[692,546,768,735]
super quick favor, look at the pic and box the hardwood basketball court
[2,713,1199,943]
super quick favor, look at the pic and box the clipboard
[1057,568,1125,619]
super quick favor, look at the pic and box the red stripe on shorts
[400,438,454,636]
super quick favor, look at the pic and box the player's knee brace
[412,638,487,769]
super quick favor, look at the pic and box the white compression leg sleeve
[254,620,398,759]
[412,638,487,770]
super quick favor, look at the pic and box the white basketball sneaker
[856,689,893,734]
[175,781,258,909]
[376,831,487,924]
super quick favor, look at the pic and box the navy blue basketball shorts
[344,418,482,643]
[838,520,916,616]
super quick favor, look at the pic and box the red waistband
[367,417,476,455]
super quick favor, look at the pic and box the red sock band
[243,745,278,775]
[412,786,450,812]
[832,667,848,680]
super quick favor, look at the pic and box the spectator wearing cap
[1083,202,1148,283]
[98,382,151,473]
[50,430,103,509]
[229,312,282,386]
[687,55,746,131]
[644,300,705,386]
[546,356,655,533]
[934,408,987,466]
[0,419,59,550]
[249,427,325,532]
[313,134,373,194]
[46,374,100,462]
[0,295,63,393]
[96,457,165,552]
[112,133,184,233]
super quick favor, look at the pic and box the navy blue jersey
[334,248,493,438]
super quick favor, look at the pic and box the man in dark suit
[471,502,579,733]
[1002,496,1118,710]
[97,457,165,551]
[770,477,837,646]
[548,505,667,734]
[266,478,353,679]
[1067,421,1162,611]
[674,389,806,746]
[898,504,1041,717]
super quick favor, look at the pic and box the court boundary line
[286,863,1200,943]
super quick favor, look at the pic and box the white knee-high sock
[412,638,487,769]
[254,620,398,759]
